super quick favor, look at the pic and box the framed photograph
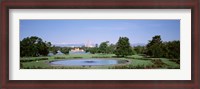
[1,0,199,89]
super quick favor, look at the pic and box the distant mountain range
[53,43,146,47]
[53,43,86,47]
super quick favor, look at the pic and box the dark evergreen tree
[146,35,164,57]
[162,41,180,59]
[146,35,180,59]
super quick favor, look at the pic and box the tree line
[84,35,180,59]
[146,35,180,59]
[86,37,134,57]
[134,35,180,59]
[20,35,180,60]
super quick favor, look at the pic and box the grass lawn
[20,54,180,69]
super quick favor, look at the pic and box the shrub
[20,58,48,62]
[125,57,151,60]
[73,57,83,59]
[109,64,146,69]
[20,63,23,68]
[117,60,129,64]
[134,64,146,69]
[169,59,180,64]
[125,56,136,59]
[54,57,66,59]
[138,58,151,60]
[150,59,166,68]
[92,56,111,58]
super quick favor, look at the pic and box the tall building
[85,40,94,47]
[95,44,98,47]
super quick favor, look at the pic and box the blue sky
[20,20,180,45]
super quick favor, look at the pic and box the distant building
[48,52,54,56]
[70,48,84,52]
[95,44,98,47]
[56,50,64,55]
[69,47,90,54]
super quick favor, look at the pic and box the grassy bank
[20,54,180,69]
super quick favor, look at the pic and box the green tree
[146,35,164,57]
[134,46,145,54]
[107,44,115,54]
[50,46,59,55]
[99,41,109,54]
[114,37,133,57]
[88,47,99,54]
[162,41,180,59]
[20,36,51,57]
[60,47,71,54]
[38,41,49,56]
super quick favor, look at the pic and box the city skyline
[20,20,180,45]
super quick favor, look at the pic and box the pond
[49,58,129,66]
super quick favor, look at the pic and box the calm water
[50,58,120,66]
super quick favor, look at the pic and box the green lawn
[20,54,180,69]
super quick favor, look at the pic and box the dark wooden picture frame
[0,0,199,89]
